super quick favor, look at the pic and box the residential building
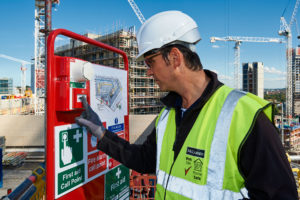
[242,62,264,98]
[55,26,163,114]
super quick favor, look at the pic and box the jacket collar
[160,69,224,110]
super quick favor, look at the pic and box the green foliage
[264,91,286,103]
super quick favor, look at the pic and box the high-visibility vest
[155,85,273,200]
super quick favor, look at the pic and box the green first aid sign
[105,165,130,200]
[58,164,85,195]
[59,127,83,168]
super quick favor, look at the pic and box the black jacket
[98,70,298,199]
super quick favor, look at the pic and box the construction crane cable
[225,0,231,85]
[282,0,292,17]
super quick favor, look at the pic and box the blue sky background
[0,0,298,89]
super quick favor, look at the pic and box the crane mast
[127,0,146,24]
[210,36,285,89]
[35,0,46,115]
[34,0,59,115]
[279,0,300,121]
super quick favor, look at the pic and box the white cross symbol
[73,129,82,143]
[116,167,121,179]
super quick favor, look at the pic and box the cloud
[219,74,233,80]
[211,70,233,80]
[211,69,218,74]
[56,36,67,42]
[264,66,286,75]
[212,45,220,48]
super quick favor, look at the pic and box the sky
[0,0,298,89]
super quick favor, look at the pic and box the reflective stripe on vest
[156,89,249,199]
[156,107,169,174]
[207,89,246,190]
[157,170,248,199]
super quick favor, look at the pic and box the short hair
[160,44,203,71]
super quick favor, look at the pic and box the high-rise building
[55,26,163,114]
[293,47,300,116]
[0,78,13,94]
[242,62,264,98]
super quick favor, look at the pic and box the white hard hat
[136,10,201,61]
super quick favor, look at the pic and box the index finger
[80,96,89,110]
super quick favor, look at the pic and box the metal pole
[281,103,284,145]
[234,41,241,90]
[44,0,52,198]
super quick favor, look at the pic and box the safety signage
[57,164,85,195]
[53,59,129,199]
[47,29,129,200]
[59,128,83,167]
[105,165,130,200]
[88,151,107,178]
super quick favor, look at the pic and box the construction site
[55,28,163,115]
[2,0,300,199]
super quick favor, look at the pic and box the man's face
[144,52,174,91]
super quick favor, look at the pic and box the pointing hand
[75,96,106,139]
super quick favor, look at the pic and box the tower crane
[35,0,59,115]
[278,0,300,120]
[127,0,146,24]
[210,36,285,89]
[0,54,31,95]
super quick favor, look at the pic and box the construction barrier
[0,148,2,189]
[286,153,300,198]
[130,170,156,199]
[0,98,34,115]
[292,168,300,196]
[1,163,45,200]
[2,152,27,167]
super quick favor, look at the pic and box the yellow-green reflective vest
[155,85,273,200]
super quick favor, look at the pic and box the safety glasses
[144,52,162,69]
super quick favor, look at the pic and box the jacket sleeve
[239,112,298,200]
[97,128,157,174]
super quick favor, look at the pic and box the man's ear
[169,47,182,68]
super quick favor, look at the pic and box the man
[76,11,298,199]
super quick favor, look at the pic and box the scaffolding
[55,26,163,114]
[34,0,46,115]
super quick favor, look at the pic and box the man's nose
[146,68,153,76]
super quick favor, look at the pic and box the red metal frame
[46,28,129,199]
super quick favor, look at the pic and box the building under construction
[242,62,264,99]
[293,47,300,116]
[55,27,163,114]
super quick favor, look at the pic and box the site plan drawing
[95,76,122,112]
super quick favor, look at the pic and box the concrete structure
[0,115,44,147]
[0,115,155,147]
[55,27,164,115]
[0,78,13,95]
[242,62,264,98]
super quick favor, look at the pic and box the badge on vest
[185,147,205,181]
[186,147,205,158]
